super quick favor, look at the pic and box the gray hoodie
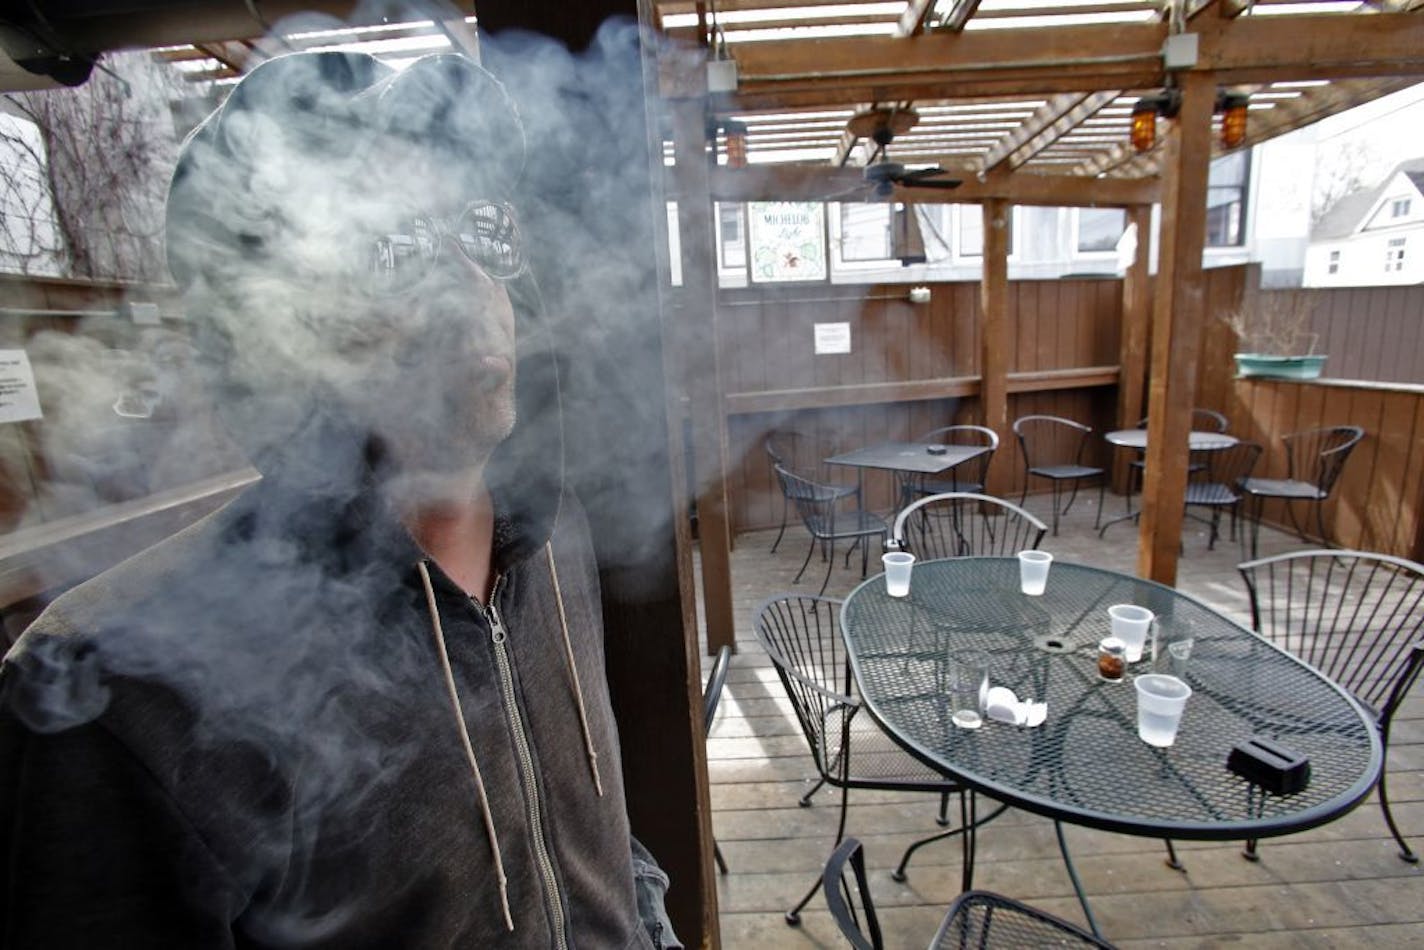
[1,51,675,949]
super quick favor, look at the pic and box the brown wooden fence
[719,278,1122,532]
[1255,284,1424,386]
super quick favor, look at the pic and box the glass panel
[1077,208,1126,252]
[839,202,892,261]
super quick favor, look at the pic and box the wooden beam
[898,0,940,36]
[1199,13,1424,84]
[939,0,985,32]
[669,103,737,658]
[980,198,1012,496]
[708,163,1160,206]
[982,91,1119,172]
[659,13,1424,107]
[1137,73,1215,586]
[706,23,1167,105]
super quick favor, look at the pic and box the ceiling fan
[840,107,963,199]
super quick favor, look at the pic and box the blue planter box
[1234,354,1327,380]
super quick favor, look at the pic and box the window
[1391,198,1412,219]
[838,202,893,261]
[957,204,1015,257]
[1386,237,1406,273]
[1077,208,1126,253]
[1205,151,1249,247]
[1327,250,1340,275]
[717,202,745,268]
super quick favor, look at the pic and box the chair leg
[771,497,788,553]
[818,547,835,596]
[798,777,827,807]
[1377,767,1420,863]
[1163,838,1186,871]
[1094,479,1105,530]
[793,536,816,585]
[937,790,951,827]
[1061,478,1081,518]
[714,840,729,875]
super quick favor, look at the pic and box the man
[0,51,678,948]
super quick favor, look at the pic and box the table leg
[1054,820,1103,939]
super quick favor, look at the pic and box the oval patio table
[841,557,1382,937]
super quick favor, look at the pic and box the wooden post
[1114,204,1153,492]
[669,102,737,658]
[1138,74,1215,584]
[980,198,1012,494]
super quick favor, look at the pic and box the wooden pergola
[654,1,1424,660]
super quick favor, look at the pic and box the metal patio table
[825,441,990,513]
[1099,429,1240,537]
[841,557,1382,937]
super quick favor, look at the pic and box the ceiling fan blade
[898,166,948,181]
[902,177,964,190]
[824,184,871,202]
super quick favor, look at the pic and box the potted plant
[1221,292,1327,380]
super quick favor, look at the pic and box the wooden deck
[700,492,1424,948]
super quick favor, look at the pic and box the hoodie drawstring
[417,561,515,932]
[545,543,604,797]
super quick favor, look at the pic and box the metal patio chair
[1239,424,1364,557]
[703,644,732,875]
[774,464,887,595]
[823,837,1116,949]
[895,425,999,510]
[1013,414,1105,535]
[766,430,860,554]
[752,596,1005,926]
[1238,549,1424,862]
[890,492,1046,560]
[1183,440,1263,550]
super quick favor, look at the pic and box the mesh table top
[841,558,1383,840]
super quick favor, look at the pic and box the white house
[1304,158,1424,287]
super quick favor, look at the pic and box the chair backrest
[1282,425,1365,495]
[1013,415,1092,469]
[1239,550,1424,721]
[892,492,1047,559]
[1203,440,1263,490]
[773,464,840,535]
[822,837,883,950]
[932,891,1118,949]
[915,425,999,487]
[750,594,855,781]
[702,645,732,739]
[766,429,843,483]
[1193,408,1230,433]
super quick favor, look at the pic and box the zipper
[480,580,570,950]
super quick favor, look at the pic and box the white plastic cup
[1134,674,1192,747]
[1018,550,1053,596]
[1109,604,1154,662]
[882,552,916,597]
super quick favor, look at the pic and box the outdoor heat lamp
[1218,91,1250,149]
[724,120,748,168]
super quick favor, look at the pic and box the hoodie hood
[163,51,563,561]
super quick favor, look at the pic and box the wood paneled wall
[719,278,1123,531]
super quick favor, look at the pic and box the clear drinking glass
[946,658,988,730]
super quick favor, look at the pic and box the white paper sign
[814,322,851,355]
[0,349,42,423]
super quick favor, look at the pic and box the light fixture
[1127,88,1249,152]
[1218,91,1249,149]
[724,120,748,169]
[1129,88,1181,153]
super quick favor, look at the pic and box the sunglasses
[365,200,525,293]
